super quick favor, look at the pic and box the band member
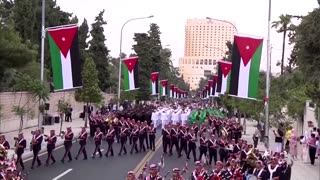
[145,164,162,180]
[267,157,281,180]
[190,161,207,180]
[143,122,149,149]
[75,127,88,160]
[253,160,268,180]
[31,129,43,169]
[218,136,228,163]
[139,124,147,152]
[208,134,218,165]
[209,161,226,179]
[45,130,57,165]
[15,132,26,170]
[61,127,74,163]
[105,125,115,157]
[127,171,136,180]
[198,133,207,161]
[171,168,185,180]
[130,125,139,154]
[92,127,103,158]
[162,125,171,154]
[191,124,198,139]
[170,125,179,156]
[178,126,188,158]
[119,125,128,155]
[149,123,156,151]
[0,135,10,150]
[187,129,197,162]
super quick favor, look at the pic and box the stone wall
[0,91,114,133]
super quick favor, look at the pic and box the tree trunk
[280,30,287,75]
[19,115,23,133]
[243,113,247,135]
[59,113,64,136]
[84,102,89,128]
[237,110,241,123]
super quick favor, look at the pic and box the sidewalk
[4,116,85,160]
[242,119,320,180]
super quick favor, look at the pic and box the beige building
[179,18,237,90]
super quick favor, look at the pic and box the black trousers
[76,144,87,159]
[219,149,228,162]
[92,142,102,157]
[309,146,317,165]
[149,135,155,150]
[209,149,217,165]
[32,149,41,167]
[179,140,188,157]
[139,137,146,152]
[131,139,139,153]
[170,140,179,155]
[106,141,114,156]
[16,152,24,169]
[46,146,55,164]
[119,139,127,155]
[187,144,197,161]
[145,135,149,149]
[198,146,207,161]
[62,143,72,161]
[163,139,170,153]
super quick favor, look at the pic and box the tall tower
[179,18,236,90]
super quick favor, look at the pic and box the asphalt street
[23,130,162,180]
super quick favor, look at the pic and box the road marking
[134,138,163,176]
[95,149,104,155]
[133,138,162,173]
[52,169,73,180]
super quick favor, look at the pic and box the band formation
[0,101,296,180]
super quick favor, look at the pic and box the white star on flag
[62,37,66,41]
[246,45,250,50]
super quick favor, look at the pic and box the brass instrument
[221,127,228,137]
[29,132,35,151]
[60,131,66,139]
[246,148,258,168]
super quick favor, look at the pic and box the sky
[56,0,318,74]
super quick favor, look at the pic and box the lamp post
[117,15,154,107]
[206,17,238,33]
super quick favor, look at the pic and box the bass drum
[247,175,258,180]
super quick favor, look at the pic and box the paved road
[24,130,162,180]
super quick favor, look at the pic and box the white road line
[52,169,73,180]
[95,149,104,155]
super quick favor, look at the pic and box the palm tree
[272,14,293,75]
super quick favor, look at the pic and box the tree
[78,18,89,68]
[223,41,233,62]
[88,10,110,91]
[272,14,293,75]
[11,74,50,132]
[76,57,102,128]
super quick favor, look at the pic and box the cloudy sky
[56,0,318,73]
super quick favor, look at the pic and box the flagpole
[264,0,272,150]
[39,0,46,129]
[117,16,154,108]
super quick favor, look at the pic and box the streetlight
[206,17,238,33]
[117,15,154,107]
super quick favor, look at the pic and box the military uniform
[130,128,139,154]
[92,129,103,158]
[76,129,88,160]
[15,133,26,170]
[149,125,156,151]
[170,127,179,155]
[45,132,57,165]
[178,129,188,157]
[61,128,74,163]
[105,127,115,157]
[119,126,128,155]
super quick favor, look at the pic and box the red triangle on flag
[208,80,214,87]
[48,26,78,58]
[234,35,263,67]
[213,75,218,83]
[151,72,159,83]
[160,80,167,87]
[170,84,174,90]
[123,57,138,73]
[219,61,232,78]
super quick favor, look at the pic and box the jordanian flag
[48,26,82,91]
[150,72,159,95]
[229,35,263,99]
[205,85,210,98]
[174,87,178,98]
[217,61,232,95]
[160,80,168,96]
[169,84,174,98]
[122,57,139,91]
[208,80,214,96]
[213,75,219,97]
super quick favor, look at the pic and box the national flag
[213,75,219,97]
[208,80,214,96]
[169,84,174,98]
[217,61,232,95]
[150,72,159,95]
[229,35,263,99]
[205,85,210,98]
[122,57,139,91]
[160,80,168,96]
[174,87,178,98]
[48,25,82,91]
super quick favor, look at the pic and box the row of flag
[200,35,263,100]
[46,25,263,101]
